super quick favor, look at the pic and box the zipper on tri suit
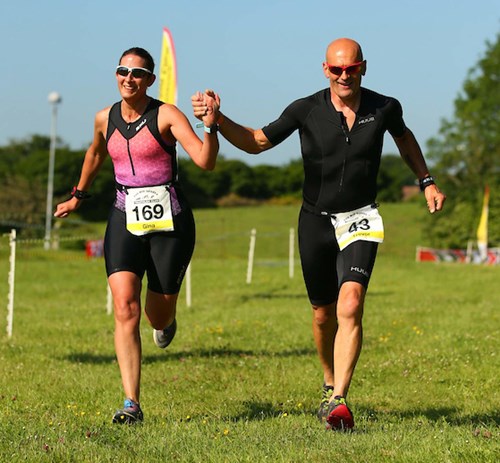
[338,114,351,191]
[126,140,136,176]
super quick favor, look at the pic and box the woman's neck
[120,96,151,123]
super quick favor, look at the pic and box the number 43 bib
[125,185,174,236]
[331,204,384,251]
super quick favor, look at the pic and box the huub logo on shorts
[350,266,369,277]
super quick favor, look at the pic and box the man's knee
[337,283,366,322]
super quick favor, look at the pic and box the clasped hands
[192,89,220,126]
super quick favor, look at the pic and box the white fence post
[185,262,192,307]
[289,227,295,278]
[7,229,16,338]
[106,283,113,315]
[466,240,473,264]
[246,228,257,284]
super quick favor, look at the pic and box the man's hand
[424,184,446,213]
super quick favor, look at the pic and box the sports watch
[204,124,219,134]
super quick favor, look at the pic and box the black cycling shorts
[104,206,195,294]
[298,207,378,306]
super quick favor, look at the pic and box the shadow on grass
[62,346,316,365]
[357,405,500,427]
[240,292,306,301]
[226,401,293,421]
[220,404,500,426]
[238,283,306,302]
[238,288,394,302]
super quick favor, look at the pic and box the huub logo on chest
[358,116,375,125]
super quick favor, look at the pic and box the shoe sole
[153,319,177,348]
[112,410,143,424]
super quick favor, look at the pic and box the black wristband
[203,124,219,134]
[419,176,435,192]
[71,186,91,200]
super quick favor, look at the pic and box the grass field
[0,203,498,462]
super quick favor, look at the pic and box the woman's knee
[108,271,142,323]
[312,303,336,327]
[113,297,141,324]
[145,291,178,329]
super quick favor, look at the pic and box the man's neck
[331,91,361,114]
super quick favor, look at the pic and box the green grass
[0,203,498,462]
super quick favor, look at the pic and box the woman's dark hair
[119,47,155,72]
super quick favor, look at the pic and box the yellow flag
[477,185,490,258]
[158,27,177,105]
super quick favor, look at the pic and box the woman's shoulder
[96,105,113,122]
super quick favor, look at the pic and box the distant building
[402,184,420,201]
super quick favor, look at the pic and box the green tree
[0,136,67,235]
[220,159,257,197]
[0,175,46,235]
[58,146,115,221]
[178,156,230,201]
[177,157,219,208]
[377,154,416,202]
[423,33,500,248]
[0,135,116,226]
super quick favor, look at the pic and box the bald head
[325,38,364,64]
[323,38,366,104]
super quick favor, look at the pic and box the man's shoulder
[287,88,329,111]
[360,88,405,132]
[302,88,329,102]
[362,87,400,105]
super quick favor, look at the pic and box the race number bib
[125,185,174,236]
[331,204,384,251]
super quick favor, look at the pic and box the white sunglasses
[116,66,152,78]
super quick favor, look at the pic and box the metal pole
[44,92,62,250]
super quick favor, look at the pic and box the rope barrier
[13,235,102,245]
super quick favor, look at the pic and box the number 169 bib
[125,185,174,236]
[331,204,384,251]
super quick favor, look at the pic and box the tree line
[422,33,500,248]
[0,134,415,229]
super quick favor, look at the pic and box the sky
[1,0,499,166]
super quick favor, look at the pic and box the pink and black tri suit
[103,98,195,294]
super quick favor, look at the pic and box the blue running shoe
[112,398,144,424]
[153,319,177,348]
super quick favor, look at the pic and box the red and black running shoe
[317,384,334,422]
[325,395,354,431]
